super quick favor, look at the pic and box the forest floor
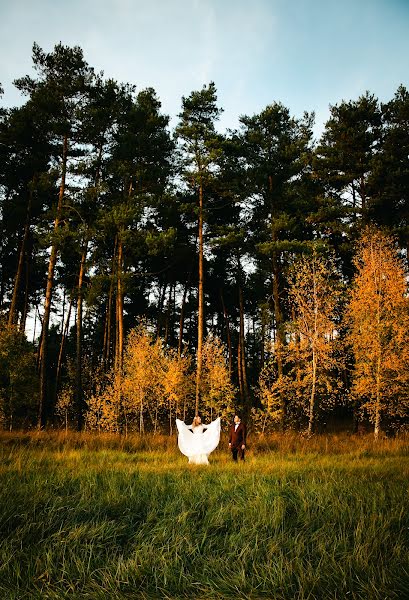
[0,431,408,599]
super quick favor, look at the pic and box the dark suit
[229,422,247,461]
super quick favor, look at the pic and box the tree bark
[55,296,73,403]
[103,239,117,369]
[38,134,68,428]
[8,188,33,327]
[178,281,189,356]
[237,339,243,402]
[156,279,167,338]
[374,356,381,440]
[19,239,32,333]
[75,240,88,431]
[220,289,233,377]
[272,250,286,429]
[239,284,249,405]
[115,236,124,431]
[308,348,317,435]
[164,283,173,345]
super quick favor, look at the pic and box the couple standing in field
[175,414,246,465]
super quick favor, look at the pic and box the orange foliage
[348,228,409,437]
[258,249,343,432]
[200,335,235,422]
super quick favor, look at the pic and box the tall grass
[0,432,408,599]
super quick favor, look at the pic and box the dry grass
[0,430,408,599]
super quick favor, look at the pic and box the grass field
[0,432,408,599]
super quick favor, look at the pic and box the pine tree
[14,42,94,427]
[175,82,223,415]
[370,86,409,256]
[240,103,315,426]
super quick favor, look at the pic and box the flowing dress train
[176,418,221,464]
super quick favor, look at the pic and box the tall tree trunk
[19,240,31,333]
[116,238,124,372]
[55,296,73,403]
[236,255,249,407]
[308,263,319,436]
[195,181,204,416]
[156,280,167,338]
[238,283,249,406]
[115,236,124,431]
[374,346,382,440]
[272,250,286,429]
[178,255,195,356]
[38,134,68,428]
[178,281,189,356]
[220,289,233,377]
[75,240,88,431]
[103,278,113,369]
[260,304,269,372]
[308,348,317,435]
[8,188,33,327]
[164,284,173,345]
[237,340,243,403]
[103,239,117,369]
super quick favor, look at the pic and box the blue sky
[1,0,408,137]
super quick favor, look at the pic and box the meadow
[0,431,408,599]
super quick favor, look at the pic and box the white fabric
[176,417,221,464]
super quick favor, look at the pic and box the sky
[0,0,409,138]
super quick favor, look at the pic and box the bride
[176,415,221,465]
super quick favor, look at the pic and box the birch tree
[259,249,342,433]
[348,228,409,438]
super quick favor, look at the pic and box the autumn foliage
[258,249,343,432]
[347,229,409,437]
[85,325,233,433]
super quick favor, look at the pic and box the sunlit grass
[0,431,408,599]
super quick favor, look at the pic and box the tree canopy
[1,42,409,437]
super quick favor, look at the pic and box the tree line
[1,42,408,437]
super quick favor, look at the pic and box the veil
[176,417,221,458]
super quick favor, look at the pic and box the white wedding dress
[176,417,221,464]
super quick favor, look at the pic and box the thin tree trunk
[220,289,233,377]
[261,318,265,371]
[8,188,33,327]
[139,393,144,434]
[308,261,319,436]
[75,139,102,411]
[116,238,124,372]
[374,314,382,440]
[272,250,286,429]
[195,181,204,415]
[238,283,249,406]
[55,296,73,402]
[178,255,195,356]
[32,305,38,345]
[237,338,243,402]
[38,134,68,428]
[374,354,381,440]
[103,282,113,368]
[178,282,189,356]
[156,280,167,338]
[115,237,124,432]
[164,284,173,344]
[308,348,317,435]
[19,243,31,333]
[75,240,88,431]
[103,240,117,368]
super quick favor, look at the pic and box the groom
[229,415,246,461]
